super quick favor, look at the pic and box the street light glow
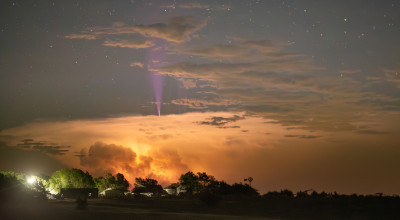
[27,176,36,184]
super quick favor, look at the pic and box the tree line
[0,169,258,198]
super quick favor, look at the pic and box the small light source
[27,176,36,184]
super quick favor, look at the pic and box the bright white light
[27,176,36,184]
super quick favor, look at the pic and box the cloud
[190,44,251,60]
[339,69,361,75]
[79,142,137,175]
[160,4,176,9]
[151,39,399,132]
[132,16,207,42]
[15,139,71,155]
[177,78,197,89]
[0,142,65,175]
[384,69,400,88]
[1,112,400,194]
[129,62,145,68]
[174,38,294,62]
[31,145,71,156]
[179,3,210,9]
[66,16,207,43]
[284,135,322,139]
[77,141,188,186]
[198,115,245,128]
[356,130,391,135]
[102,39,154,49]
[65,34,98,40]
[161,3,209,9]
[171,98,236,109]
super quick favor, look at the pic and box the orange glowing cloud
[1,112,399,194]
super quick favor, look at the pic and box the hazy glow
[27,176,36,184]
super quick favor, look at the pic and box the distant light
[28,176,36,184]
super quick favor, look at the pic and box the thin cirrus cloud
[132,16,207,42]
[170,97,237,109]
[284,134,322,139]
[161,3,211,9]
[384,69,400,88]
[15,139,71,156]
[102,39,155,49]
[65,16,207,43]
[179,3,210,9]
[129,62,145,68]
[154,39,399,133]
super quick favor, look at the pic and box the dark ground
[1,186,399,220]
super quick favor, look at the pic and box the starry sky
[1,0,400,194]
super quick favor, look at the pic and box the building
[164,185,177,195]
[99,188,124,198]
[177,185,187,195]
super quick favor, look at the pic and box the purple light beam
[151,72,163,116]
[148,39,165,116]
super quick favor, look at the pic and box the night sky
[1,0,400,194]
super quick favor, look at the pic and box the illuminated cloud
[356,130,391,135]
[175,38,293,62]
[384,69,400,88]
[79,142,137,175]
[1,112,400,194]
[339,69,361,75]
[171,98,236,109]
[129,62,145,68]
[161,3,209,9]
[65,34,98,40]
[132,16,207,42]
[177,78,197,89]
[66,16,207,43]
[284,134,322,139]
[152,38,400,133]
[102,39,154,49]
[179,3,210,9]
[78,141,186,185]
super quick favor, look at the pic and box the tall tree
[179,171,217,194]
[133,177,162,195]
[48,168,94,193]
[94,173,129,192]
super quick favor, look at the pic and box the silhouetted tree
[115,173,129,191]
[133,177,163,196]
[179,171,217,194]
[134,177,158,186]
[230,183,259,196]
[179,171,201,194]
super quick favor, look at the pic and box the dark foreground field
[1,186,400,219]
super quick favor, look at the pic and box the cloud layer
[1,112,399,194]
